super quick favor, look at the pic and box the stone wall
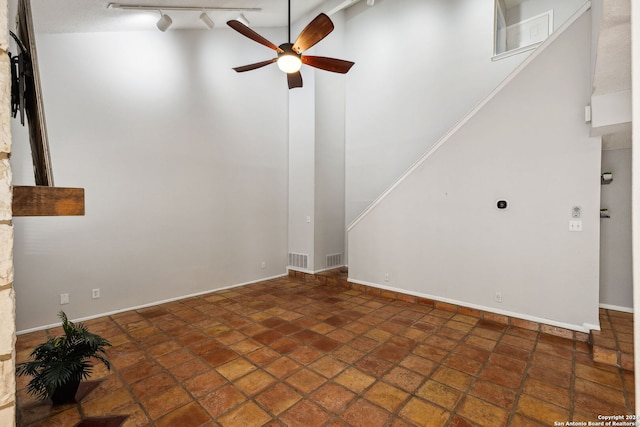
[0,0,16,425]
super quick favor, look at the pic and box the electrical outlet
[92,288,100,299]
[495,291,502,303]
[384,273,390,282]
[261,261,266,269]
[60,293,69,305]
[569,220,582,232]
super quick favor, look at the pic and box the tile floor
[591,309,635,370]
[16,275,635,427]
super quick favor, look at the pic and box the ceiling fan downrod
[287,0,291,43]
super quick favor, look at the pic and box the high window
[494,0,553,60]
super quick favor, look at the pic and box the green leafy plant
[16,311,111,404]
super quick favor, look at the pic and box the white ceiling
[29,0,336,33]
[593,0,630,96]
[594,0,631,150]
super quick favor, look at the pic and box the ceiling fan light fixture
[156,11,172,31]
[199,11,214,29]
[277,54,302,73]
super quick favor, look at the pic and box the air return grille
[288,252,308,269]
[326,253,342,268]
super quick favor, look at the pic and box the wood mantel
[12,186,85,216]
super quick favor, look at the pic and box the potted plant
[16,311,112,405]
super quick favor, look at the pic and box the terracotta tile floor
[16,275,635,427]
[592,309,635,370]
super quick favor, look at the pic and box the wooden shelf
[12,186,85,217]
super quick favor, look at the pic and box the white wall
[12,28,289,331]
[344,0,529,224]
[348,10,602,331]
[600,148,633,310]
[505,0,586,30]
[631,0,640,397]
[314,11,347,271]
[288,9,348,272]
[343,0,588,225]
[288,68,317,270]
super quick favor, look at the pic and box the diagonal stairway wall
[347,5,602,332]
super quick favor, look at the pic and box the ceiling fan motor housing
[278,43,299,57]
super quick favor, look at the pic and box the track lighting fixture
[108,3,261,13]
[199,12,214,29]
[107,4,260,31]
[156,11,172,32]
[236,13,250,26]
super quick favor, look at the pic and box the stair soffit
[592,0,631,149]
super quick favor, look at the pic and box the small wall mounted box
[496,200,508,209]
[601,172,613,184]
[572,206,581,218]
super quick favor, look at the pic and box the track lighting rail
[107,3,262,12]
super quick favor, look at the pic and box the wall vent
[326,253,342,268]
[288,252,309,269]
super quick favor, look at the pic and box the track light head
[199,12,214,29]
[156,11,172,31]
[236,13,250,26]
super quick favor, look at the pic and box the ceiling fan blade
[227,20,284,53]
[287,71,303,89]
[302,56,355,74]
[292,13,334,54]
[233,59,277,73]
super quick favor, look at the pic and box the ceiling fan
[226,0,355,89]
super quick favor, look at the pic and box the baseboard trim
[287,266,347,275]
[16,272,289,335]
[286,267,314,275]
[312,265,347,274]
[599,303,634,313]
[349,278,594,333]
